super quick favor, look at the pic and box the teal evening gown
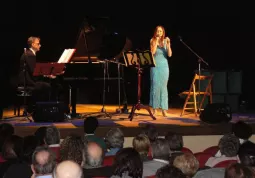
[149,40,169,110]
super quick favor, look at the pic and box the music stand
[33,63,65,77]
[123,50,156,121]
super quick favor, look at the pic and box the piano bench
[13,86,32,116]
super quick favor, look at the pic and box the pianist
[18,36,58,113]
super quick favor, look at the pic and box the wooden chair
[180,73,213,116]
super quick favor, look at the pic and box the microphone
[24,48,27,55]
[178,36,183,41]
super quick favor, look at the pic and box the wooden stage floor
[1,104,255,138]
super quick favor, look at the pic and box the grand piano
[61,17,133,117]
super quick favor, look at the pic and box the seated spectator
[34,126,47,146]
[156,164,186,178]
[83,116,106,151]
[105,128,124,156]
[0,135,23,178]
[232,121,253,145]
[238,140,255,168]
[132,134,151,161]
[215,121,254,158]
[143,138,170,177]
[31,146,56,178]
[140,124,159,159]
[44,126,61,162]
[0,123,14,152]
[82,142,114,177]
[53,160,83,178]
[60,134,85,165]
[140,124,158,144]
[225,163,255,178]
[173,153,199,178]
[205,134,240,168]
[4,135,40,178]
[111,147,143,178]
[165,131,184,165]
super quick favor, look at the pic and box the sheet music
[58,49,76,63]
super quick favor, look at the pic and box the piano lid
[71,16,132,63]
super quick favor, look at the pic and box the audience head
[60,134,85,165]
[113,147,143,178]
[141,124,158,143]
[0,123,14,151]
[0,123,14,137]
[2,134,24,160]
[22,135,40,164]
[156,164,186,178]
[34,126,47,145]
[165,131,183,151]
[232,121,253,140]
[31,146,56,175]
[83,116,99,134]
[173,153,199,178]
[53,160,83,178]
[225,163,255,178]
[82,142,103,168]
[151,138,170,161]
[132,134,150,156]
[238,141,255,167]
[44,126,60,145]
[219,133,240,157]
[105,128,124,149]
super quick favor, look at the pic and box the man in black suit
[18,36,52,113]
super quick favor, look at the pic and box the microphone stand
[179,37,209,113]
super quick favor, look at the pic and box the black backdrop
[2,3,254,111]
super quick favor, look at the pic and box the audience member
[0,123,14,151]
[205,134,240,168]
[111,147,143,178]
[60,134,85,165]
[82,142,114,177]
[165,131,184,164]
[225,163,255,178]
[31,146,56,178]
[156,164,186,178]
[140,124,158,143]
[53,160,83,178]
[143,138,170,177]
[83,116,106,151]
[232,121,253,145]
[4,135,40,178]
[44,126,61,162]
[132,134,151,161]
[238,140,255,168]
[0,135,24,178]
[34,126,47,146]
[105,128,124,156]
[173,153,199,178]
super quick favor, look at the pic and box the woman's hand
[165,37,171,46]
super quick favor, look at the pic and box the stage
[1,104,255,138]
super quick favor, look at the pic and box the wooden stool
[14,86,32,116]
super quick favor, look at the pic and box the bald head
[36,151,50,165]
[87,142,103,159]
[83,142,103,168]
[54,160,83,178]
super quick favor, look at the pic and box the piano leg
[70,86,77,118]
